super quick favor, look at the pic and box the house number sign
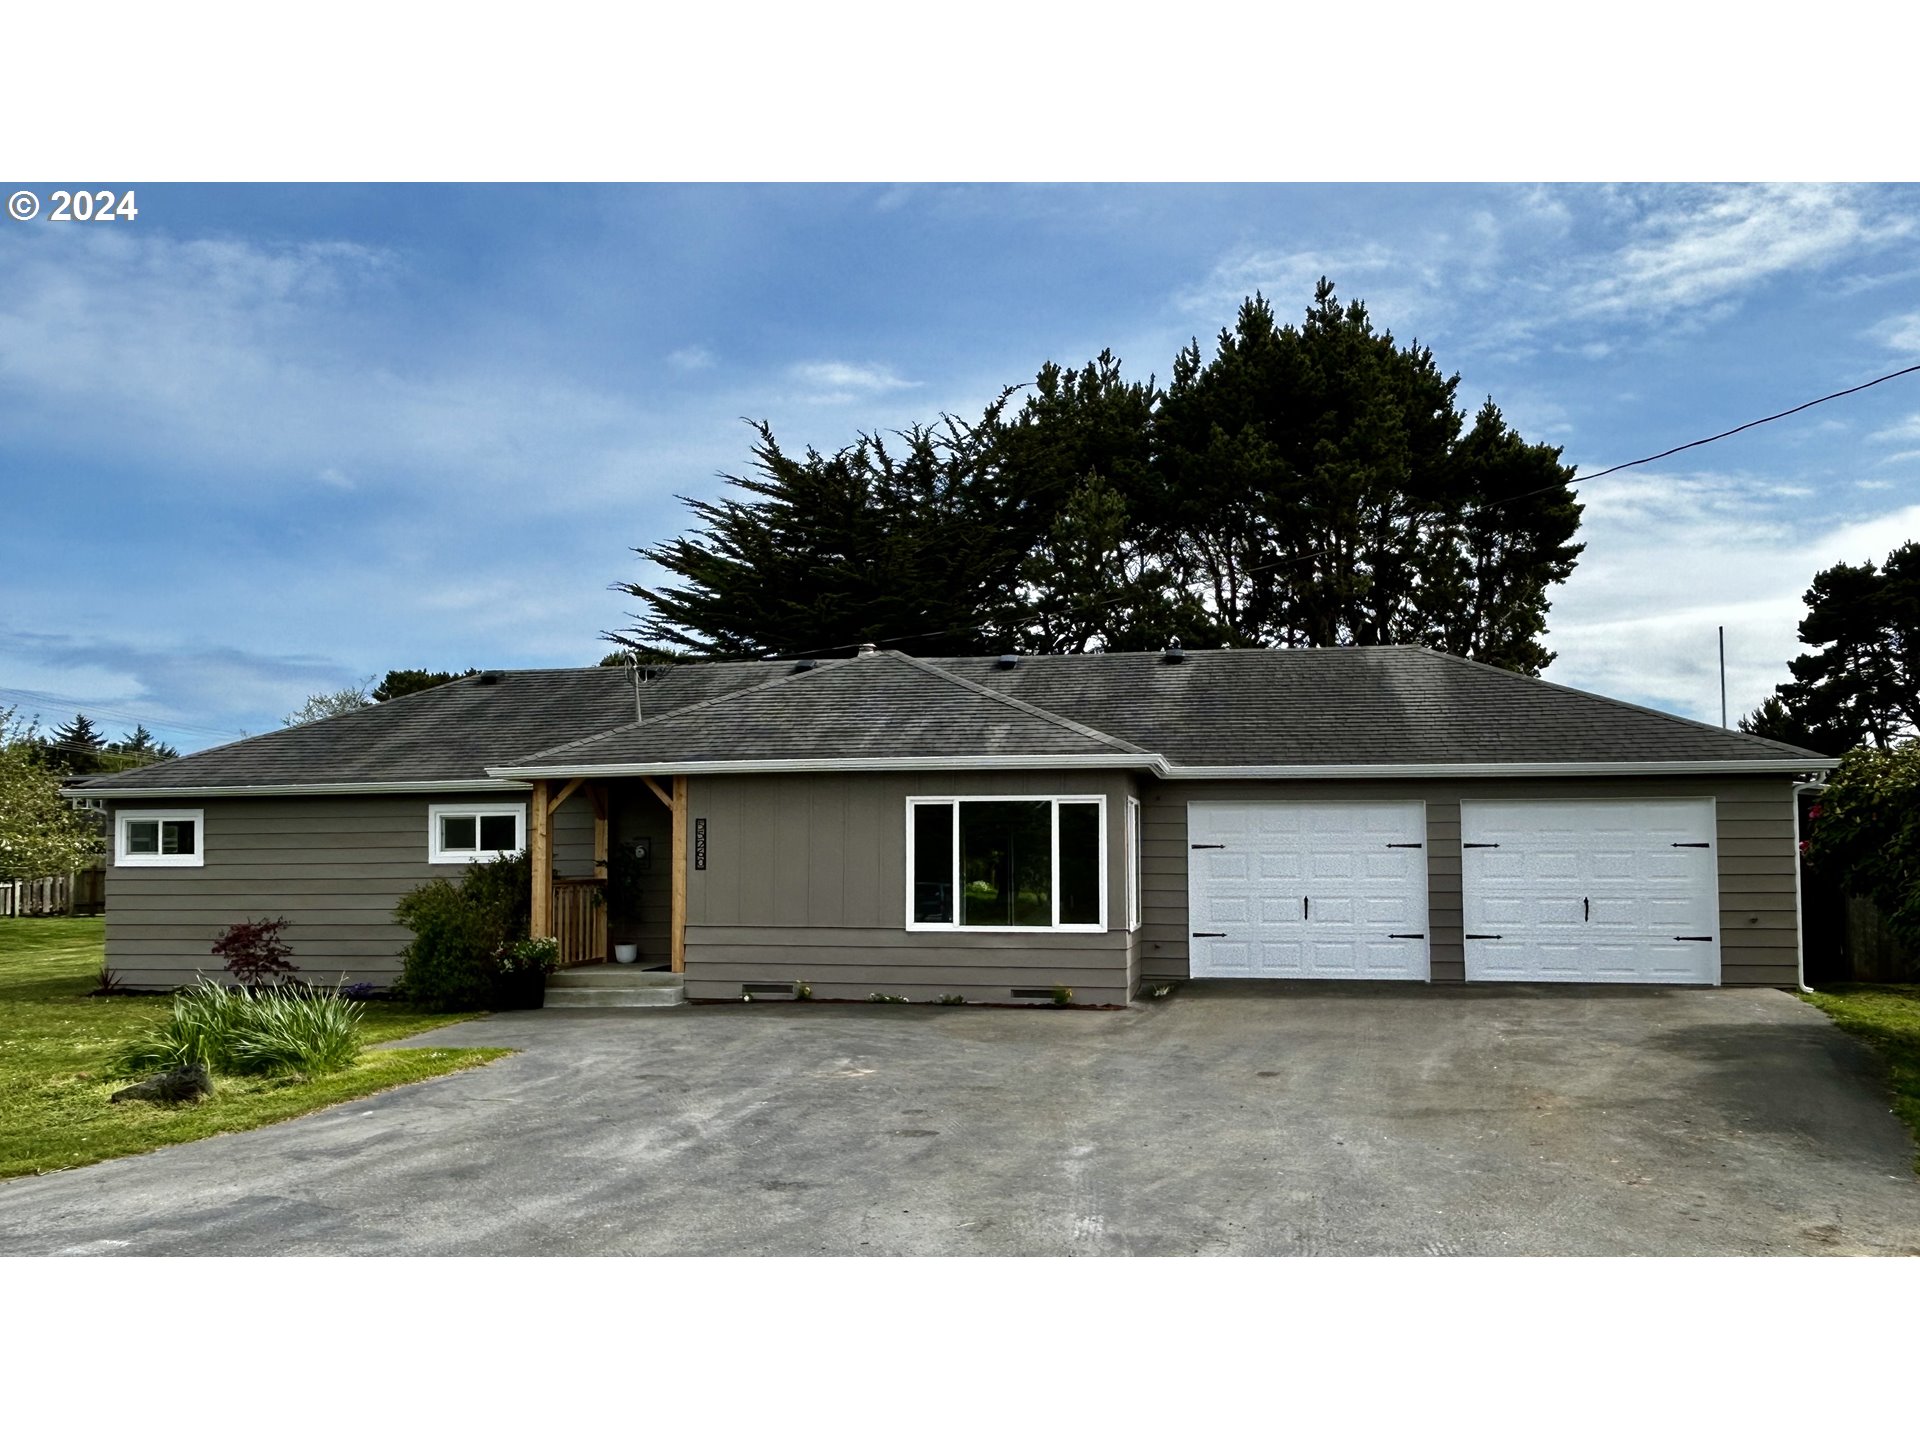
[694,818,707,870]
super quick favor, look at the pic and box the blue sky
[2,182,1917,755]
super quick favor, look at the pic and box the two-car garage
[1187,796,1722,985]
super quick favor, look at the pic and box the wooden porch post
[670,775,688,974]
[590,784,609,963]
[530,778,553,939]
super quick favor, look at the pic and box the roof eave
[58,778,533,800]
[486,753,1157,779]
[1156,758,1839,779]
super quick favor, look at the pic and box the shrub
[115,979,366,1079]
[211,917,298,988]
[394,852,534,1010]
[935,993,965,1005]
[1808,741,1920,946]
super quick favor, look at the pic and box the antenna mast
[1718,626,1727,729]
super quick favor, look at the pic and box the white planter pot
[613,943,639,965]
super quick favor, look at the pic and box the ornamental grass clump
[115,978,366,1081]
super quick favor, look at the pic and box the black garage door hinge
[1675,935,1715,942]
[1671,842,1711,849]
[1191,932,1227,938]
[1386,842,1423,849]
[1465,933,1503,940]
[1388,933,1426,940]
[1463,842,1500,849]
[1191,843,1226,850]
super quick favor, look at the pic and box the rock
[110,1063,213,1106]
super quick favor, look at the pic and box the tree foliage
[1806,741,1920,946]
[0,706,104,879]
[1743,542,1918,755]
[373,669,480,702]
[283,681,375,727]
[613,281,1583,672]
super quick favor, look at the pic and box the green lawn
[0,917,509,1180]
[1802,984,1920,1172]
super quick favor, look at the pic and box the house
[65,645,1835,1004]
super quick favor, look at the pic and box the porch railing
[551,877,606,968]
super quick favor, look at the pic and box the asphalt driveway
[1,984,1916,1255]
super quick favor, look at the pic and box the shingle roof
[64,662,783,792]
[502,652,1147,771]
[928,646,1826,767]
[69,644,1828,794]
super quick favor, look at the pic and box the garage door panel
[1461,798,1719,985]
[1189,801,1429,981]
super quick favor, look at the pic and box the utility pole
[1718,625,1727,729]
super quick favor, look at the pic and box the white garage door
[1460,799,1720,984]
[1188,801,1429,980]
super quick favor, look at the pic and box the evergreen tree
[47,714,109,774]
[373,669,480,702]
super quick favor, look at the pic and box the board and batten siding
[103,789,597,989]
[683,770,1139,1005]
[1140,775,1801,988]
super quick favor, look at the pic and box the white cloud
[789,360,918,393]
[667,345,715,371]
[1563,184,1913,322]
[1869,413,1920,444]
[1875,309,1920,353]
[1542,473,1920,724]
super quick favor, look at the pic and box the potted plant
[494,936,560,1010]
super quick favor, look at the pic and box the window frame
[114,808,205,868]
[427,802,528,865]
[1126,794,1142,932]
[904,794,1107,934]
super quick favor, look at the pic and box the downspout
[1791,780,1828,994]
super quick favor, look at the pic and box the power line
[0,687,244,740]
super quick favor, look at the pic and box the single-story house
[66,645,1835,1004]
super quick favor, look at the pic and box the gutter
[58,778,532,800]
[1792,780,1828,995]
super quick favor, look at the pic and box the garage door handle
[1191,843,1225,850]
[1191,932,1226,938]
[1583,896,1589,922]
[1388,933,1425,940]
[1303,896,1309,919]
[1671,842,1711,848]
[1386,842,1423,849]
[1675,935,1714,942]
[1465,933,1503,940]
[1463,842,1499,849]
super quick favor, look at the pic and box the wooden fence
[0,866,107,918]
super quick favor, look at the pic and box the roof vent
[856,642,879,658]
[1162,640,1185,664]
[791,659,819,673]
[996,654,1020,670]
[473,671,504,685]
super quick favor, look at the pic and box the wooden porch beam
[641,775,673,809]
[590,783,609,963]
[530,778,553,939]
[548,776,586,816]
[670,775,688,974]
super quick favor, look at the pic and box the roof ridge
[894,652,1150,754]
[500,658,854,767]
[1407,646,1830,760]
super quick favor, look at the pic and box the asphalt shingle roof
[70,644,1827,794]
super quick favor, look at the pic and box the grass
[0,917,510,1180]
[1802,983,1920,1172]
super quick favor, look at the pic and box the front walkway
[0,985,1915,1255]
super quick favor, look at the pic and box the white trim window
[1126,795,1142,932]
[427,802,527,864]
[906,795,1106,932]
[116,809,204,867]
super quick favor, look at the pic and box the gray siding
[103,788,596,989]
[683,770,1136,1005]
[1140,776,1800,987]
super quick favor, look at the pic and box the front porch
[525,774,687,973]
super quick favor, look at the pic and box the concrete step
[544,965,685,1008]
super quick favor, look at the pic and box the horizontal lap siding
[102,790,571,989]
[1140,775,1802,988]
[683,770,1135,1004]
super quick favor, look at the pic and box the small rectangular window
[1057,801,1101,927]
[116,809,204,868]
[428,803,527,864]
[1126,796,1142,932]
